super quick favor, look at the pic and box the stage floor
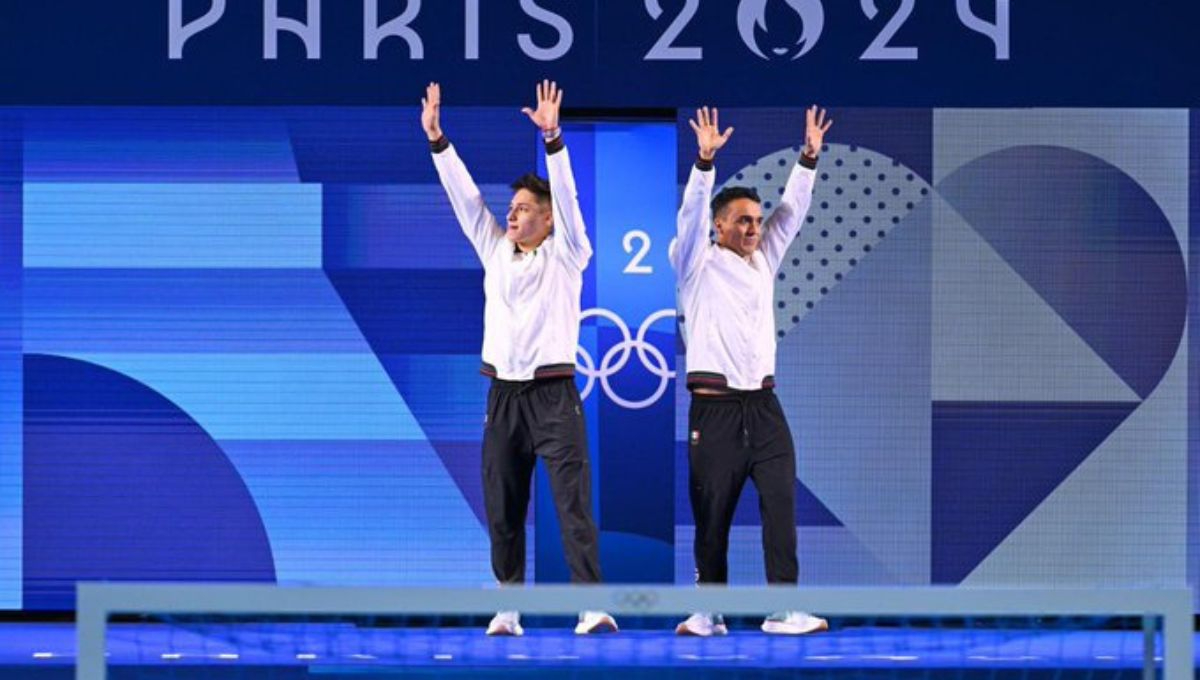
[1,621,1193,678]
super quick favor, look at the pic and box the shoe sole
[674,622,711,636]
[575,616,618,635]
[486,625,524,636]
[761,618,829,635]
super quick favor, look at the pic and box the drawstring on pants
[740,398,751,449]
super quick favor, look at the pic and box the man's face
[506,189,553,250]
[714,198,764,257]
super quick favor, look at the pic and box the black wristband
[429,135,450,154]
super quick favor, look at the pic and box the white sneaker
[761,611,828,635]
[486,610,524,636]
[674,612,728,637]
[574,610,618,634]
[711,613,728,636]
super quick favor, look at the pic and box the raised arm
[670,106,733,284]
[760,106,832,273]
[522,80,592,269]
[424,82,503,263]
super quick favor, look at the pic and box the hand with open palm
[521,80,563,134]
[688,107,733,162]
[420,82,443,142]
[804,106,833,158]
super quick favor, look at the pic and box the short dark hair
[711,186,760,218]
[511,173,552,206]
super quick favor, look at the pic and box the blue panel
[218,440,491,586]
[23,108,299,182]
[24,269,374,353]
[0,115,22,607]
[592,124,677,583]
[599,531,672,585]
[931,401,1137,584]
[323,184,509,269]
[287,108,536,185]
[24,183,322,268]
[937,146,1187,399]
[23,354,275,609]
[376,353,490,524]
[65,353,422,441]
[326,269,485,354]
[424,441,488,528]
[377,354,489,442]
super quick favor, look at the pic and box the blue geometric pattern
[23,183,322,268]
[23,354,275,608]
[774,173,932,585]
[0,107,1193,607]
[931,401,1138,583]
[938,145,1187,400]
[931,111,1189,587]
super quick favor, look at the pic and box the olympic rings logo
[576,308,677,410]
[611,589,661,611]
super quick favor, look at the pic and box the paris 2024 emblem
[737,0,825,60]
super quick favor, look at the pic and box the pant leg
[481,382,537,584]
[526,378,603,584]
[687,396,751,584]
[748,393,799,584]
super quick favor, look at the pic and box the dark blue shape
[938,146,1187,399]
[371,351,489,531]
[23,354,275,609]
[598,531,673,586]
[0,113,21,347]
[932,401,1137,584]
[0,111,20,183]
[0,117,20,538]
[424,441,487,528]
[22,109,298,182]
[596,325,674,545]
[325,269,484,354]
[286,108,535,184]
[322,184,484,270]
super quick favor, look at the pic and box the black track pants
[482,377,602,584]
[687,389,798,584]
